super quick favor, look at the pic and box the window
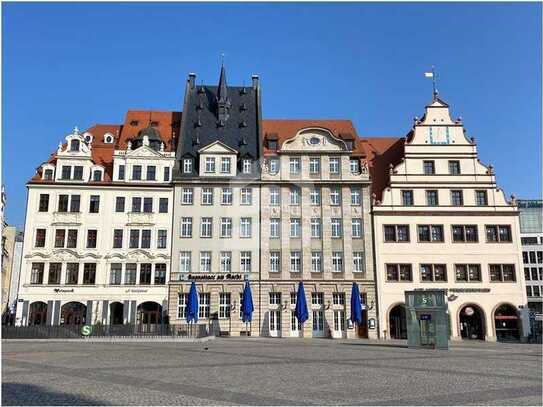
[48,263,61,284]
[290,158,301,174]
[92,170,102,181]
[426,190,439,206]
[489,264,516,282]
[115,197,125,212]
[290,251,301,272]
[61,166,71,180]
[486,225,512,243]
[125,264,137,285]
[265,187,279,207]
[30,263,44,284]
[332,252,343,273]
[205,157,215,173]
[143,197,153,213]
[310,188,321,205]
[352,219,363,238]
[353,252,364,273]
[329,157,340,174]
[333,292,345,306]
[534,286,541,297]
[70,139,80,152]
[139,264,152,284]
[290,187,301,205]
[270,218,280,238]
[220,157,231,173]
[384,225,409,242]
[181,217,193,237]
[58,195,69,212]
[159,198,168,213]
[527,286,533,297]
[39,194,49,212]
[73,166,83,180]
[455,264,481,282]
[240,218,252,238]
[530,252,537,263]
[311,293,324,306]
[202,188,214,205]
[67,229,78,248]
[402,190,414,206]
[35,229,46,248]
[163,167,170,182]
[110,264,122,285]
[178,293,188,319]
[89,195,100,213]
[183,158,193,173]
[157,230,167,249]
[423,160,435,175]
[182,188,193,205]
[83,263,96,285]
[129,230,140,248]
[44,169,54,180]
[452,225,478,242]
[269,158,280,174]
[220,218,232,238]
[219,293,231,319]
[220,252,232,272]
[290,292,297,305]
[154,264,166,284]
[449,160,460,175]
[132,197,142,213]
[269,292,281,305]
[309,158,321,174]
[311,218,321,238]
[242,159,252,174]
[200,252,211,272]
[86,230,97,248]
[141,230,151,249]
[351,188,361,205]
[241,188,252,205]
[417,225,444,242]
[451,190,464,206]
[270,252,280,273]
[476,190,488,206]
[113,229,123,249]
[221,188,233,205]
[531,267,538,280]
[331,218,342,238]
[290,218,301,238]
[179,252,191,273]
[132,165,142,180]
[198,293,211,319]
[524,267,531,280]
[386,264,412,282]
[330,188,341,205]
[311,252,322,273]
[65,263,79,285]
[420,264,447,282]
[240,251,252,273]
[539,252,543,264]
[54,230,66,248]
[350,159,360,174]
[69,195,80,212]
[200,217,213,238]
[118,165,125,180]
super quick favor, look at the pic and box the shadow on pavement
[340,341,409,349]
[2,383,106,406]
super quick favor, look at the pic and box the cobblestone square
[2,338,542,405]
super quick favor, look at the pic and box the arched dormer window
[104,133,114,144]
[43,169,54,180]
[70,139,80,152]
[92,170,103,182]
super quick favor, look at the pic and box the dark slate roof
[174,69,261,180]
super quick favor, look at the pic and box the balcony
[52,212,82,225]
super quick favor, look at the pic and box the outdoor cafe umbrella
[186,282,199,335]
[295,282,309,337]
[241,280,254,336]
[350,282,363,327]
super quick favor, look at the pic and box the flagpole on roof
[432,65,438,99]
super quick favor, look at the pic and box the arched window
[92,170,102,182]
[43,169,54,180]
[70,139,80,152]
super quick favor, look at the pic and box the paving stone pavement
[2,338,542,406]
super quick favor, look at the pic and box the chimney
[188,73,196,88]
[251,74,259,90]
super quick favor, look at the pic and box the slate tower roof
[174,67,262,179]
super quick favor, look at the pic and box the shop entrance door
[419,313,435,347]
[269,310,281,337]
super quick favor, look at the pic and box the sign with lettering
[186,273,244,281]
[54,288,74,293]
[81,325,92,336]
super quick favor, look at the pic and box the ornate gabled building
[371,94,528,342]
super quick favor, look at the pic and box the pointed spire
[217,63,228,102]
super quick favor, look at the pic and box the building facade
[371,95,528,342]
[2,225,17,319]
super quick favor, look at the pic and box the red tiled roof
[117,110,181,151]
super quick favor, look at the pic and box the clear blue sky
[3,2,541,228]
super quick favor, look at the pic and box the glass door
[290,311,300,337]
[269,310,281,337]
[419,315,435,347]
[333,310,345,339]
[312,310,324,337]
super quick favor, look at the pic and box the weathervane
[424,66,438,99]
[220,52,225,67]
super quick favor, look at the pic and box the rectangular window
[139,263,152,284]
[220,251,232,273]
[39,194,49,212]
[89,195,100,213]
[201,188,214,205]
[67,229,78,248]
[181,217,193,237]
[240,251,252,273]
[110,263,122,285]
[330,188,341,205]
[200,217,213,238]
[86,230,97,248]
[311,293,324,306]
[311,251,322,273]
[69,195,80,212]
[290,218,301,238]
[242,159,252,174]
[221,157,231,173]
[270,252,280,273]
[54,229,65,248]
[205,157,215,173]
[58,195,69,212]
[333,292,345,306]
[48,263,61,284]
[352,218,363,238]
[270,218,280,238]
[132,197,142,213]
[240,218,252,238]
[331,218,342,238]
[83,263,96,285]
[309,158,321,174]
[351,188,361,205]
[221,188,232,205]
[141,230,151,249]
[423,160,435,175]
[452,225,478,242]
[353,252,364,273]
[310,188,321,205]
[489,264,516,282]
[44,169,53,180]
[129,230,140,248]
[65,263,79,285]
[200,251,211,272]
[420,264,447,282]
[332,252,343,273]
[426,190,439,206]
[73,166,83,180]
[118,165,125,180]
[290,251,301,272]
[146,166,156,181]
[219,293,231,319]
[311,218,321,238]
[451,190,464,206]
[486,225,512,242]
[61,166,71,180]
[220,218,232,238]
[350,159,360,174]
[270,187,280,205]
[179,252,191,273]
[402,190,414,206]
[143,197,153,213]
[290,187,301,205]
[449,160,460,175]
[476,190,488,206]
[163,167,170,182]
[384,225,409,242]
[35,229,46,248]
[455,264,481,282]
[530,252,537,263]
[157,230,167,249]
[181,188,193,205]
[178,293,188,319]
[154,264,166,285]
[329,157,340,174]
[92,170,101,181]
[125,264,137,285]
[183,159,193,173]
[269,158,280,174]
[115,197,125,212]
[269,292,281,305]
[241,188,252,205]
[290,158,301,174]
[417,225,444,242]
[113,229,123,249]
[386,264,412,282]
[30,263,44,284]
[132,165,142,180]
